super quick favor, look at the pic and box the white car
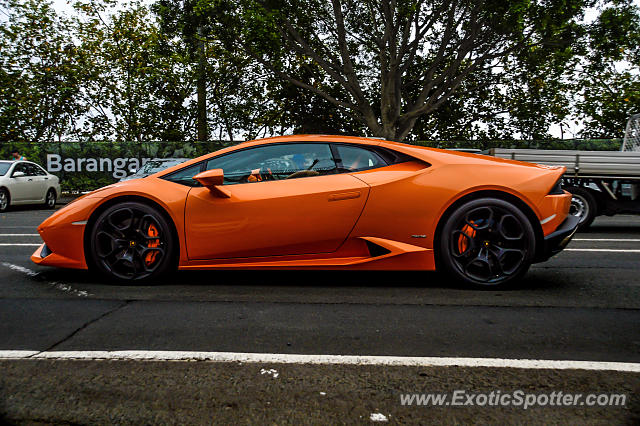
[0,160,61,212]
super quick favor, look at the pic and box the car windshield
[133,159,186,176]
[0,162,11,176]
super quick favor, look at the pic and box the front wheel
[88,201,177,283]
[438,198,536,288]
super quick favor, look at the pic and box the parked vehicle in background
[0,160,61,212]
[489,149,640,229]
[120,158,188,181]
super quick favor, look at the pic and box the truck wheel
[565,187,597,230]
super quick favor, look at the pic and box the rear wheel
[565,186,597,230]
[438,198,536,288]
[0,188,8,212]
[44,189,56,209]
[88,201,176,282]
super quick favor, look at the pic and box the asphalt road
[1,206,639,424]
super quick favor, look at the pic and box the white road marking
[573,238,640,242]
[0,262,91,296]
[0,351,638,372]
[1,262,38,276]
[0,243,41,246]
[0,234,40,236]
[565,249,640,253]
[49,282,90,297]
[0,350,39,358]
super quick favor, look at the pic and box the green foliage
[194,0,612,141]
[72,0,195,141]
[0,0,85,142]
[413,138,622,151]
[0,0,638,144]
[572,0,640,138]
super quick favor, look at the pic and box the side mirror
[193,169,231,198]
[12,171,25,178]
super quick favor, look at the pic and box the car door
[9,163,40,202]
[26,163,48,201]
[333,144,434,248]
[181,143,370,260]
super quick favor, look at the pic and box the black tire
[438,198,536,288]
[88,201,177,283]
[0,188,9,212]
[565,186,597,230]
[44,188,56,209]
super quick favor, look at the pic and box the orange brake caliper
[145,224,160,266]
[458,223,476,254]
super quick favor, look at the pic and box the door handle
[28,178,33,181]
[44,177,48,180]
[328,191,361,201]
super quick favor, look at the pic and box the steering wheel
[260,166,274,181]
[286,158,319,179]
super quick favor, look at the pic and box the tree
[73,0,195,142]
[0,0,85,142]
[573,1,640,138]
[195,0,590,141]
[153,0,210,141]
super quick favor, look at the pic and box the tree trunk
[196,26,208,142]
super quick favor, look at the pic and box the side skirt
[179,237,435,271]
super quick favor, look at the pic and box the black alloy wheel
[89,201,176,282]
[439,198,536,287]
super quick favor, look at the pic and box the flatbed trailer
[489,148,640,229]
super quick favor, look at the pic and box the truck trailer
[489,148,640,229]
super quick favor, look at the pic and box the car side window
[334,145,387,172]
[13,163,27,176]
[205,143,336,185]
[163,163,203,187]
[33,164,47,176]
[24,163,41,176]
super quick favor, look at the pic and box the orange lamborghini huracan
[31,135,579,287]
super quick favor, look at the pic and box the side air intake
[365,240,392,257]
